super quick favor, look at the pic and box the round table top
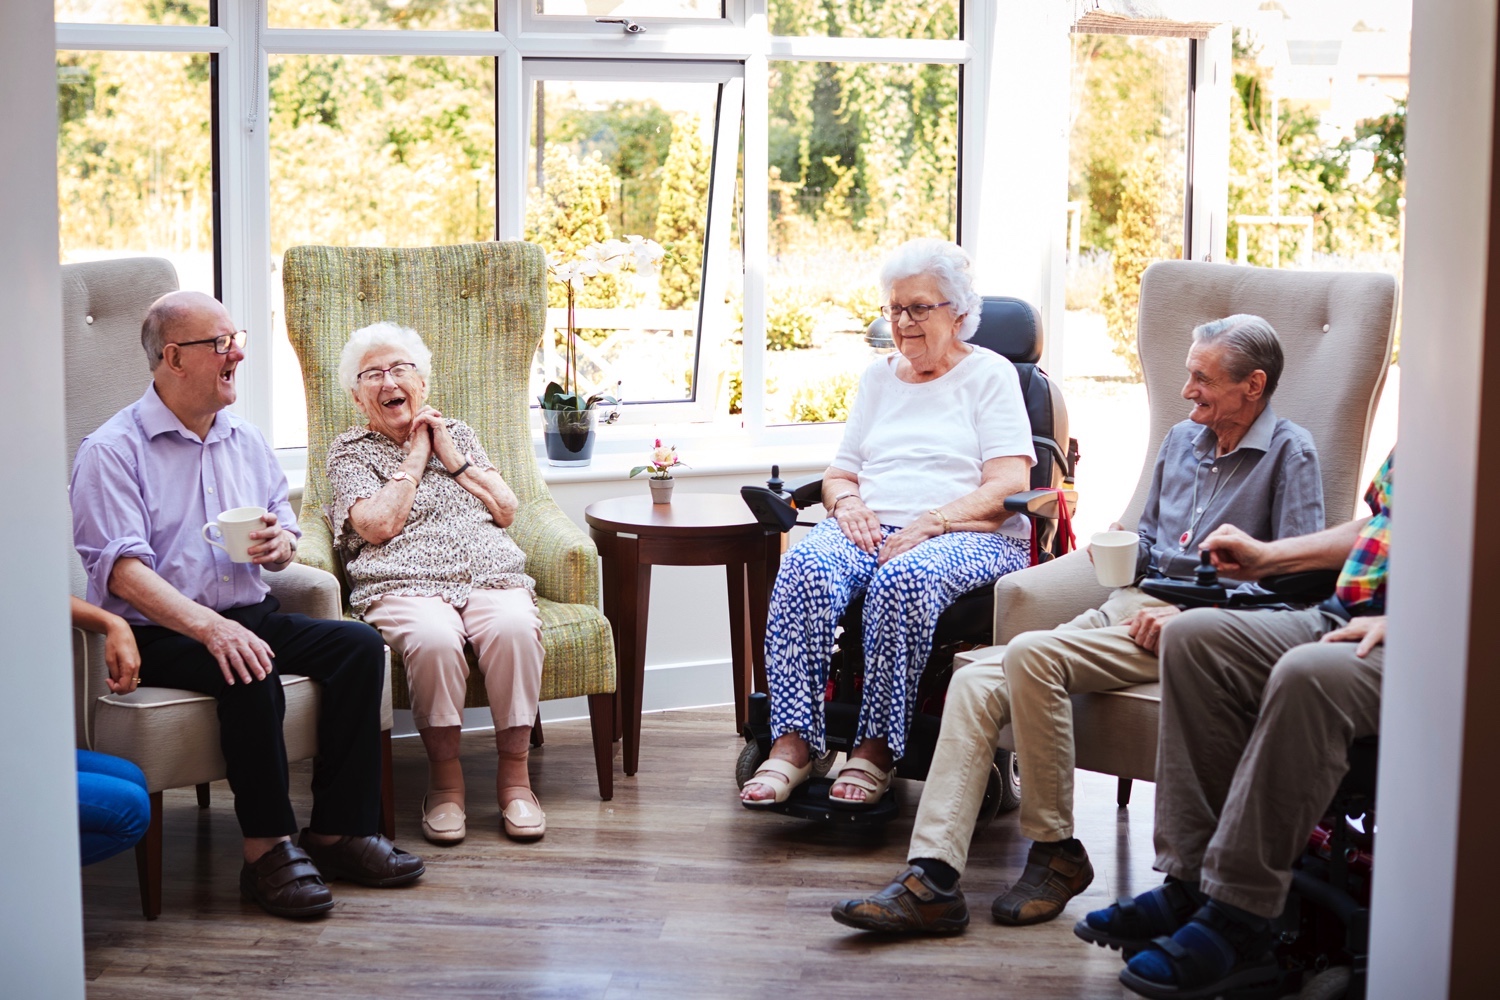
[584,492,765,537]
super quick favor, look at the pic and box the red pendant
[1180,531,1191,547]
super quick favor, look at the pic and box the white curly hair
[877,238,984,342]
[338,322,433,403]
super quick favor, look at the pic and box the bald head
[141,290,227,371]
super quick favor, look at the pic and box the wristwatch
[390,469,417,487]
[928,508,951,534]
[830,490,858,512]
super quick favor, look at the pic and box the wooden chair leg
[379,729,396,840]
[530,710,544,748]
[134,791,163,920]
[1117,777,1133,807]
[195,783,210,809]
[587,693,615,801]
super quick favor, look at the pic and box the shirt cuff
[89,537,155,603]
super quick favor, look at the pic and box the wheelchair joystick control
[767,465,785,497]
[1195,549,1219,587]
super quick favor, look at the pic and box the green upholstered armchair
[283,241,617,800]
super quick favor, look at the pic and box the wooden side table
[585,494,782,776]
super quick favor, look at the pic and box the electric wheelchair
[736,296,1080,825]
[1138,559,1376,1000]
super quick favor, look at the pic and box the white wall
[1368,0,1495,994]
[0,4,87,995]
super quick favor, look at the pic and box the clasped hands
[833,498,946,565]
[400,404,465,474]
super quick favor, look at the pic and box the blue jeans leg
[77,750,150,866]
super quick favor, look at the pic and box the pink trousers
[364,589,544,731]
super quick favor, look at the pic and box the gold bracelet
[928,507,950,534]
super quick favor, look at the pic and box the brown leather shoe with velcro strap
[831,865,970,935]
[991,840,1095,926]
[239,841,335,919]
[297,830,425,888]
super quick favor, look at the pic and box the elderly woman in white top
[741,238,1037,810]
[325,322,546,845]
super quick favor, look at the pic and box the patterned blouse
[1335,450,1393,615]
[326,419,534,616]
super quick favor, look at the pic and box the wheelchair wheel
[995,748,1022,814]
[975,761,1005,831]
[735,738,769,789]
[1297,966,1350,1000]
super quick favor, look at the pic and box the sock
[1051,837,1084,854]
[496,748,533,808]
[1207,897,1269,932]
[427,756,464,809]
[911,858,960,892]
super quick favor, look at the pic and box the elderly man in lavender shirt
[70,291,424,919]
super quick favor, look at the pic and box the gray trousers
[1153,607,1383,918]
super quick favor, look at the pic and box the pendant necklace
[1179,453,1246,550]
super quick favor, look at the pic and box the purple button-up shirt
[71,385,300,625]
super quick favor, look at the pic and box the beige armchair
[974,260,1398,803]
[63,258,395,920]
[281,241,617,800]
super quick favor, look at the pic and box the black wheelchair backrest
[971,296,1069,489]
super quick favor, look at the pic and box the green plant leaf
[628,466,649,478]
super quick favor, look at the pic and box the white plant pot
[649,478,675,504]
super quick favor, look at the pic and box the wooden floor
[81,708,1160,999]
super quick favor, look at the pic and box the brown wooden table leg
[620,556,651,776]
[725,560,751,731]
[746,533,780,696]
[592,529,626,744]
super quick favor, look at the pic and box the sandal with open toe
[827,757,893,809]
[740,757,812,808]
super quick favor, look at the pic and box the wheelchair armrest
[740,486,799,532]
[788,475,824,508]
[1003,488,1078,520]
[1259,570,1339,603]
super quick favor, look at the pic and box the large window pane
[536,1,722,19]
[56,0,209,25]
[57,50,215,295]
[769,0,958,40]
[1064,33,1189,381]
[526,75,721,408]
[764,60,959,425]
[269,54,496,447]
[270,0,493,30]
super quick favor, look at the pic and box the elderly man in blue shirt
[71,291,424,919]
[834,314,1326,935]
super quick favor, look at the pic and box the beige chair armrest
[992,548,1112,642]
[266,562,344,621]
[508,499,600,607]
[295,507,339,579]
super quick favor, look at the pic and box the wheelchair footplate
[742,777,900,826]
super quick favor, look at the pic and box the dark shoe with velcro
[1075,878,1202,952]
[991,839,1095,926]
[831,865,970,935]
[297,830,425,888]
[239,841,335,919]
[1119,902,1278,1000]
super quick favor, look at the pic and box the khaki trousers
[1153,607,1383,918]
[908,588,1167,873]
[365,589,544,732]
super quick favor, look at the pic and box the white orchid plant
[541,235,668,413]
[629,439,687,481]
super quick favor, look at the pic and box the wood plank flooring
[81,708,1159,999]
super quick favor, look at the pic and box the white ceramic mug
[1091,530,1141,588]
[202,505,269,564]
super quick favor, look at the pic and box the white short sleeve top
[830,346,1037,537]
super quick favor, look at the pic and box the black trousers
[133,596,386,838]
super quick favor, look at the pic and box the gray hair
[1192,314,1285,398]
[140,292,210,371]
[338,321,433,395]
[878,238,984,342]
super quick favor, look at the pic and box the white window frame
[54,0,1016,473]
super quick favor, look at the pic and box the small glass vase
[648,477,675,504]
[541,408,598,467]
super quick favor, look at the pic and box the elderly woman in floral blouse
[326,322,545,845]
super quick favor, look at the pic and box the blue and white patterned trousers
[764,518,1031,760]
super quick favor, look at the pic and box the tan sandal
[740,757,813,807]
[500,787,546,842]
[421,795,467,845]
[828,757,893,809]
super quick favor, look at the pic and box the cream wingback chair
[978,260,1398,805]
[281,240,618,801]
[63,258,395,920]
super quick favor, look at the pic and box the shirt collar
[1193,404,1277,460]
[136,383,236,444]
